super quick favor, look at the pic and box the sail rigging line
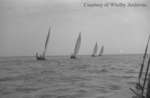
[138,34,150,84]
[129,34,150,98]
[142,54,150,97]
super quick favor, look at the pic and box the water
[0,55,142,98]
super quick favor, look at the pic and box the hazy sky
[0,0,150,56]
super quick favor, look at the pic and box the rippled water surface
[0,55,142,98]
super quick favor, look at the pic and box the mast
[43,27,51,57]
[99,45,104,56]
[142,54,150,97]
[73,32,81,57]
[138,35,150,84]
[92,42,98,57]
[129,34,150,98]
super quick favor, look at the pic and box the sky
[0,0,150,56]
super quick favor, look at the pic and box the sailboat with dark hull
[91,42,98,57]
[36,53,46,60]
[99,45,104,56]
[36,27,51,60]
[130,34,150,98]
[70,32,81,59]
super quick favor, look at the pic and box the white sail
[43,27,51,57]
[99,46,104,56]
[73,32,81,56]
[92,42,98,56]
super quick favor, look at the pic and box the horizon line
[0,53,145,58]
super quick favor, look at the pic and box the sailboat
[99,45,104,56]
[91,42,98,57]
[70,32,81,59]
[36,27,51,60]
[130,34,150,98]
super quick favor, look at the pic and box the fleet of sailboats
[25,26,150,97]
[70,32,82,59]
[35,28,105,60]
[91,42,98,57]
[36,27,51,60]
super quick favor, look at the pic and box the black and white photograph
[0,0,150,98]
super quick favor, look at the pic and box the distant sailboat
[91,42,98,57]
[99,45,104,56]
[36,27,51,60]
[70,32,81,59]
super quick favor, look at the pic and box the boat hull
[70,55,76,59]
[36,56,46,60]
[91,55,97,57]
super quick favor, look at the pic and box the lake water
[0,55,143,98]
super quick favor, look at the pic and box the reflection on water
[0,55,141,98]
